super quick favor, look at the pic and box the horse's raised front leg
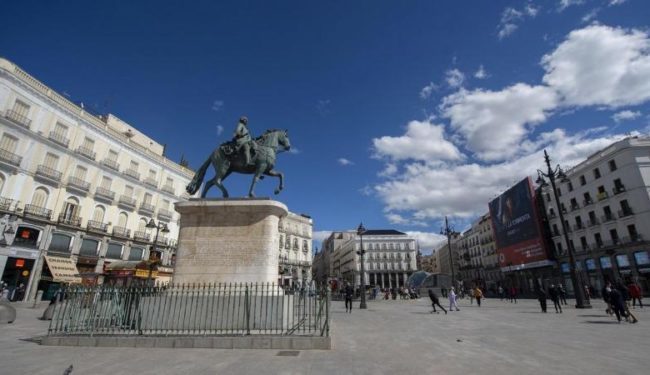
[264,168,284,195]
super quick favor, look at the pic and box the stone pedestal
[173,199,288,284]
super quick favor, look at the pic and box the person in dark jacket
[602,282,613,315]
[548,284,563,313]
[558,284,568,305]
[344,284,354,313]
[608,285,627,323]
[428,289,447,314]
[536,285,547,313]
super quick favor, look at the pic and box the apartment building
[278,212,313,289]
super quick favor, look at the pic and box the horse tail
[185,154,212,195]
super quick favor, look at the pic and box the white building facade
[0,58,195,301]
[278,212,313,289]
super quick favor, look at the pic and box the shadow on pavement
[578,315,610,318]
[581,320,619,324]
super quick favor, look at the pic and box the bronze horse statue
[185,129,291,198]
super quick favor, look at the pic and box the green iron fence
[48,283,329,337]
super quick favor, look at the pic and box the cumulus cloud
[445,69,465,88]
[542,25,650,108]
[497,4,539,39]
[211,100,224,112]
[312,230,332,243]
[385,213,427,227]
[609,0,627,5]
[612,110,641,123]
[420,82,439,99]
[474,65,489,79]
[558,0,585,11]
[338,158,354,166]
[405,231,447,251]
[372,120,463,162]
[441,84,558,161]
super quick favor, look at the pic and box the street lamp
[440,216,459,289]
[145,219,169,285]
[356,222,367,309]
[537,149,591,309]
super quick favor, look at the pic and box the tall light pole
[441,216,458,289]
[356,222,367,309]
[146,219,169,285]
[537,149,591,309]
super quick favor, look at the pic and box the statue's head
[239,116,248,125]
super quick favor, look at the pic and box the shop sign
[135,269,157,278]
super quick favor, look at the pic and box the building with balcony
[0,58,196,301]
[322,229,417,290]
[541,136,650,295]
[277,212,313,289]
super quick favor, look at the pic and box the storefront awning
[44,255,82,284]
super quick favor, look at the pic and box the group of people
[602,280,642,323]
[0,282,25,302]
[497,285,519,303]
[535,284,567,313]
[428,286,484,314]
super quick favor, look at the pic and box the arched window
[31,187,49,207]
[92,205,105,222]
[117,212,128,228]
[138,218,148,232]
[293,237,299,250]
[143,192,153,204]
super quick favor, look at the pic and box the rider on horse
[233,116,254,165]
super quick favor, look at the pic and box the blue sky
[2,1,649,251]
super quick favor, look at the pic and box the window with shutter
[12,100,30,117]
[124,185,134,197]
[74,166,87,179]
[107,150,118,161]
[100,176,112,189]
[0,134,18,152]
[92,206,105,222]
[31,188,49,207]
[43,153,59,169]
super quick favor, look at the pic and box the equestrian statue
[185,116,291,198]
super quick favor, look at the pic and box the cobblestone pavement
[1,297,648,375]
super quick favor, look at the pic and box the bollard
[33,290,44,308]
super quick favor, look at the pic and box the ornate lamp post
[536,149,591,309]
[356,222,368,309]
[146,219,169,285]
[440,216,459,289]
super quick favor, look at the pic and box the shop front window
[48,233,72,254]
[13,226,40,248]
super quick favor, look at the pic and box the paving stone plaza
[1,297,648,375]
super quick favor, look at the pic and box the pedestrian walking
[498,286,504,301]
[509,286,518,303]
[449,287,460,311]
[549,284,563,313]
[627,280,643,308]
[617,281,638,323]
[474,287,483,307]
[344,284,353,313]
[608,285,628,323]
[602,282,613,315]
[536,285,547,313]
[558,284,568,305]
[428,289,447,314]
[469,287,475,305]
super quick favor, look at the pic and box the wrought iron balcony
[58,213,81,227]
[75,146,96,160]
[133,231,150,242]
[112,226,131,238]
[582,199,593,207]
[95,187,115,201]
[144,177,158,188]
[601,214,615,223]
[587,219,600,227]
[4,109,31,128]
[139,202,155,215]
[0,197,15,212]
[158,208,173,219]
[162,184,175,194]
[23,204,52,220]
[597,191,609,201]
[0,148,22,167]
[68,176,90,191]
[124,169,140,180]
[118,195,137,209]
[613,185,626,195]
[48,131,70,147]
[156,237,169,246]
[101,158,120,171]
[35,165,62,182]
[618,208,634,218]
[87,220,108,233]
[573,223,584,231]
[570,203,580,211]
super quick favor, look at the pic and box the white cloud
[542,25,650,108]
[558,0,585,11]
[525,4,540,17]
[420,82,439,99]
[378,163,398,177]
[372,120,463,162]
[405,231,447,251]
[612,110,641,123]
[211,100,224,112]
[338,158,354,166]
[288,147,301,155]
[216,125,224,136]
[441,84,558,161]
[385,213,427,227]
[474,65,489,79]
[445,69,465,88]
[317,99,331,116]
[581,8,600,23]
[312,230,332,243]
[609,0,627,6]
[497,4,539,40]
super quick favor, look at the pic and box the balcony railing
[95,187,115,201]
[101,158,120,171]
[570,203,580,211]
[23,204,52,220]
[162,184,175,194]
[58,213,81,227]
[0,197,15,212]
[133,231,150,242]
[118,195,137,209]
[158,208,173,219]
[87,220,108,233]
[601,214,615,223]
[588,218,600,227]
[144,177,158,188]
[36,165,62,182]
[156,237,169,246]
[48,131,70,147]
[4,109,31,128]
[582,199,593,207]
[597,191,609,201]
[573,223,584,231]
[124,169,140,180]
[0,148,22,166]
[68,176,90,191]
[75,146,96,161]
[139,202,155,214]
[613,185,626,195]
[112,226,131,238]
[618,208,634,218]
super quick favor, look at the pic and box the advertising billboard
[489,177,550,271]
